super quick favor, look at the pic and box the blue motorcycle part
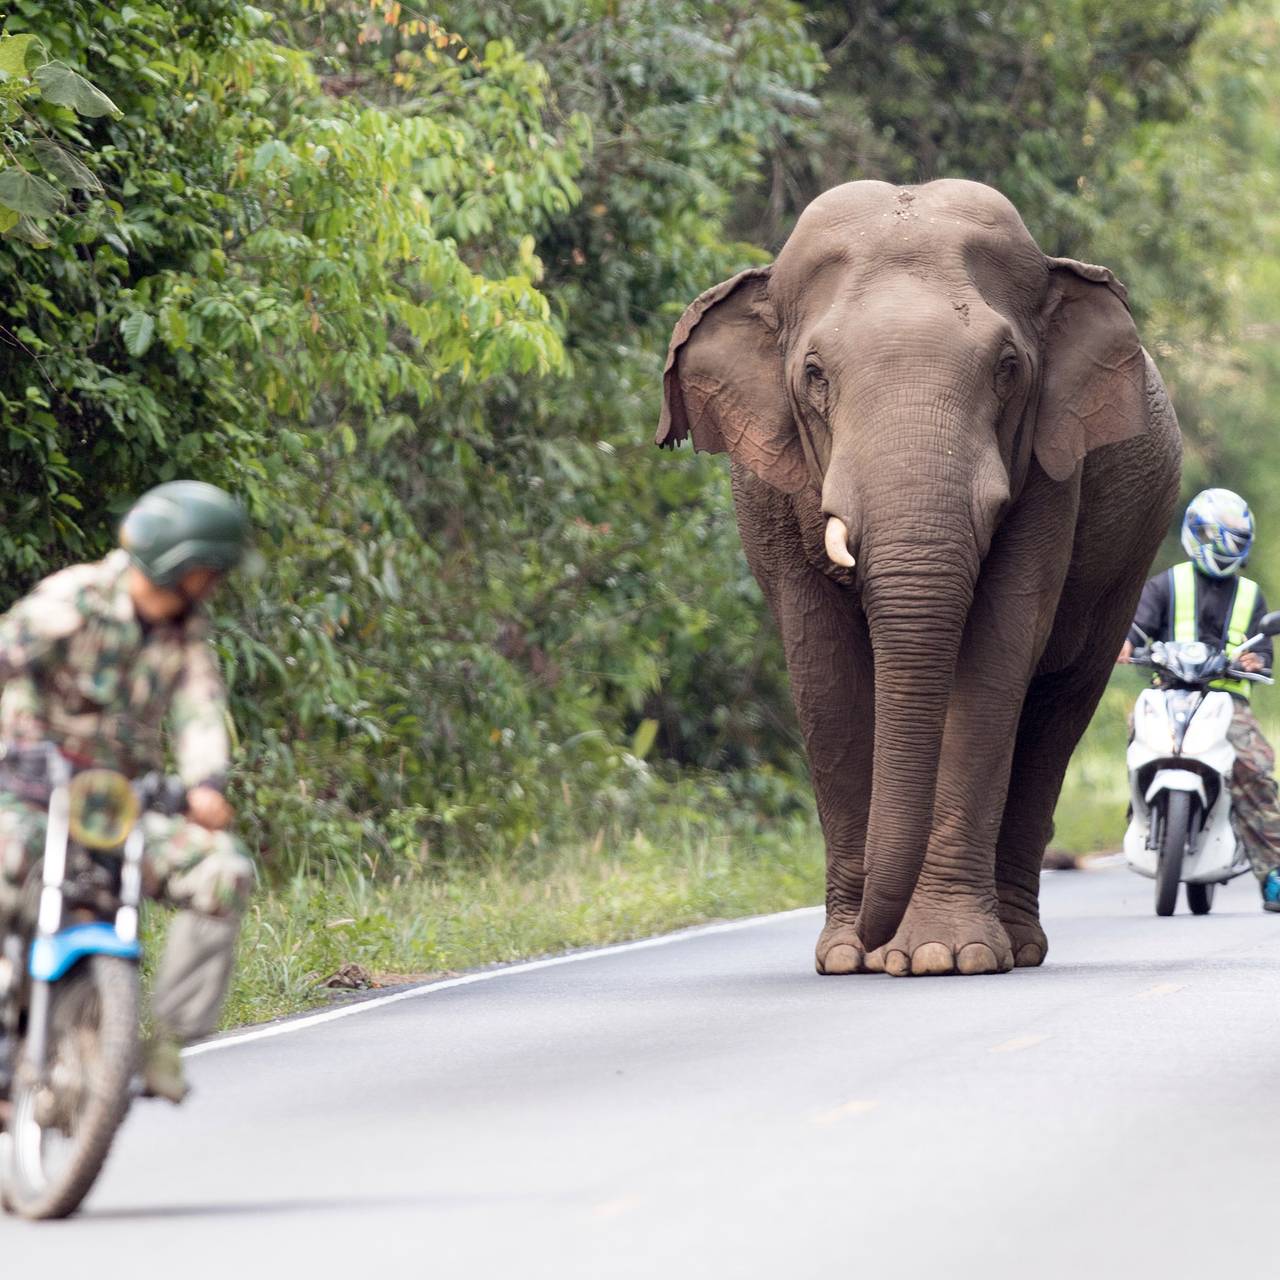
[28,922,141,983]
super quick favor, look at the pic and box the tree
[741,2,1238,321]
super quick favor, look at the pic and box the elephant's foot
[998,908,1048,968]
[815,916,868,975]
[995,880,1048,967]
[865,899,1014,977]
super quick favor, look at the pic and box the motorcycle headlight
[68,768,140,851]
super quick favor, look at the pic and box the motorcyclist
[0,480,255,1101]
[1117,488,1280,911]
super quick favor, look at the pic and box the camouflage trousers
[1227,701,1280,883]
[0,791,254,1042]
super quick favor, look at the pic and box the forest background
[0,0,1277,1021]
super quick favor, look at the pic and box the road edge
[185,905,825,1058]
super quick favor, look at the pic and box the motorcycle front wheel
[1186,881,1215,915]
[2,955,138,1219]
[1155,791,1192,917]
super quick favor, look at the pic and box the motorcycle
[1123,612,1280,917]
[0,743,184,1219]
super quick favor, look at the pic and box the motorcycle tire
[2,955,138,1220]
[1186,881,1215,915]
[1155,791,1191,918]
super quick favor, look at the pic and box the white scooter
[1123,613,1280,916]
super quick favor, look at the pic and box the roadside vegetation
[221,806,823,1024]
[3,1,1279,1023]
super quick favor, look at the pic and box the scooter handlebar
[1223,667,1275,686]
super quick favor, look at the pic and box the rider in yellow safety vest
[1118,488,1280,911]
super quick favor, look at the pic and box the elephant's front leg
[784,577,876,975]
[765,568,874,974]
[872,475,1077,977]
[732,470,875,975]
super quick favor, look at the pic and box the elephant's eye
[804,360,828,409]
[994,349,1021,398]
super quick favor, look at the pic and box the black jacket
[1128,565,1272,666]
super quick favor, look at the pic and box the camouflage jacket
[0,550,230,786]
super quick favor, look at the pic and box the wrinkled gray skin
[656,180,1181,976]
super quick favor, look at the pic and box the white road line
[811,1099,880,1126]
[592,1196,643,1219]
[185,905,825,1058]
[989,1033,1051,1054]
[1135,982,1185,999]
[1088,853,1127,869]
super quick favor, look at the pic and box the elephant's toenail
[910,942,956,976]
[956,943,999,975]
[884,950,912,977]
[864,947,886,974]
[820,943,863,975]
[1015,943,1045,967]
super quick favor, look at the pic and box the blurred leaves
[0,30,116,234]
[0,168,61,217]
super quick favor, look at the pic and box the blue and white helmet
[1181,488,1254,578]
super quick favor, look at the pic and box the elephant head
[656,179,1147,949]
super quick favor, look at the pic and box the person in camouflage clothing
[1119,488,1280,909]
[0,481,254,1101]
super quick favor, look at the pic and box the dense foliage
[1,0,1276,880]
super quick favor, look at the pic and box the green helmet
[119,480,249,588]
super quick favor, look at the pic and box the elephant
[655,179,1182,976]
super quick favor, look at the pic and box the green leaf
[6,216,51,248]
[252,140,294,173]
[0,208,17,234]
[160,306,189,349]
[32,62,122,118]
[0,34,39,80]
[31,141,103,194]
[120,311,155,357]
[0,168,63,218]
[631,718,660,760]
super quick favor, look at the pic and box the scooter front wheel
[1186,881,1214,915]
[1155,791,1191,917]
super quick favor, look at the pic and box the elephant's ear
[655,266,809,494]
[1034,257,1148,484]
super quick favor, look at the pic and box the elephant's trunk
[850,492,980,952]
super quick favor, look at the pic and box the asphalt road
[8,859,1280,1278]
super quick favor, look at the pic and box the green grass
[143,812,825,1029]
[1051,684,1135,855]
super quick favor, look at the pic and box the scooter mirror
[1259,611,1280,637]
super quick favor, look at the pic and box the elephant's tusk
[824,516,856,569]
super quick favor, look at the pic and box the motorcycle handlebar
[0,744,188,814]
[1128,648,1273,685]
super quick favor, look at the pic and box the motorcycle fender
[1144,770,1207,808]
[28,921,141,984]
